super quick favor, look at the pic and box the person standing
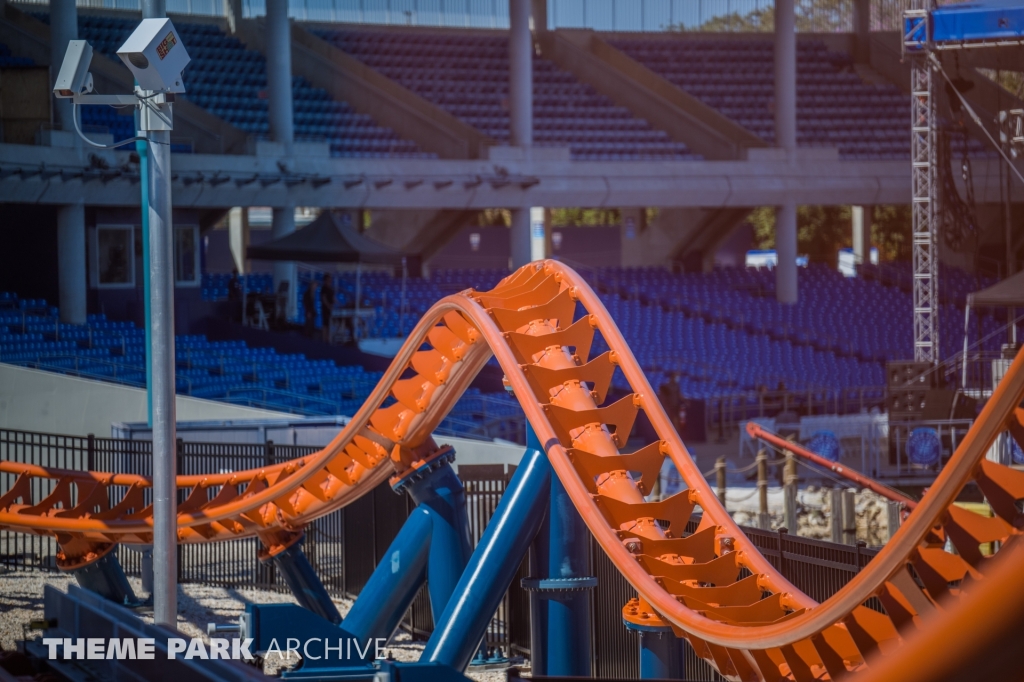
[320,275,336,343]
[303,280,317,338]
[658,372,684,435]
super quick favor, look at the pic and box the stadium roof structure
[246,210,404,264]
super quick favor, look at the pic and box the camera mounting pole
[54,17,188,629]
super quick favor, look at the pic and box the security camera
[53,40,94,98]
[116,18,190,93]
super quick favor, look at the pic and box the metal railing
[2,426,891,676]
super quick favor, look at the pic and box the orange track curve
[2,260,1024,681]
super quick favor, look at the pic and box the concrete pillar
[228,207,250,273]
[774,0,798,304]
[509,0,532,148]
[852,0,871,63]
[272,205,297,319]
[530,0,547,33]
[775,202,798,304]
[49,0,78,135]
[223,0,243,34]
[508,0,532,269]
[57,203,86,325]
[774,0,797,153]
[852,205,872,268]
[266,0,294,156]
[511,208,531,268]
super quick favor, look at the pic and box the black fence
[1,428,881,679]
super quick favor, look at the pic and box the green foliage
[671,0,853,34]
[750,205,911,263]
[549,208,621,227]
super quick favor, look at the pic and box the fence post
[715,456,727,507]
[830,487,843,544]
[887,500,903,542]
[87,433,95,471]
[783,452,797,534]
[842,488,857,545]
[756,449,770,530]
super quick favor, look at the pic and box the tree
[749,205,911,264]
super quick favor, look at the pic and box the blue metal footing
[64,548,143,607]
[264,536,343,625]
[626,621,686,679]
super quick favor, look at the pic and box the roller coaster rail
[2,260,1024,680]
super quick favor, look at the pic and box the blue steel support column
[627,623,685,679]
[333,508,433,643]
[525,426,595,677]
[263,535,342,624]
[420,445,551,672]
[67,550,141,606]
[393,450,474,621]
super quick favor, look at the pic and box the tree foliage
[749,204,912,263]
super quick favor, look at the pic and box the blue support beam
[627,622,686,679]
[526,438,595,677]
[66,549,143,607]
[244,448,479,679]
[420,445,552,672]
[266,536,343,625]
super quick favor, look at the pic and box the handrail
[2,260,1023,678]
[746,421,918,509]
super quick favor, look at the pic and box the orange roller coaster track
[3,260,1024,681]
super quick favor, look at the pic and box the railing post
[830,486,843,544]
[87,433,95,471]
[842,487,857,545]
[783,451,797,534]
[715,456,727,507]
[887,500,903,542]
[756,449,770,530]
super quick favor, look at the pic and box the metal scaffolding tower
[907,8,939,365]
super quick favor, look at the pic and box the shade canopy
[246,212,405,265]
[967,270,1024,308]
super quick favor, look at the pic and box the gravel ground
[0,570,508,681]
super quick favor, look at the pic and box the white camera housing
[116,18,190,93]
[53,40,94,98]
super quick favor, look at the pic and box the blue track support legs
[66,549,142,607]
[420,446,552,672]
[633,625,686,679]
[526,457,595,676]
[266,536,343,625]
[337,506,433,642]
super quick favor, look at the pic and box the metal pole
[887,500,902,542]
[756,449,770,530]
[148,125,177,627]
[783,451,798,533]
[509,0,532,269]
[910,19,938,364]
[842,487,858,545]
[715,456,727,507]
[774,0,798,305]
[830,487,843,544]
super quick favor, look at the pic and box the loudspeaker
[920,389,957,421]
[887,361,936,390]
[888,389,928,417]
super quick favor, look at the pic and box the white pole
[148,124,177,628]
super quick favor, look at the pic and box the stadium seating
[0,291,517,438]
[36,15,433,158]
[610,37,937,160]
[0,43,34,67]
[317,29,698,161]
